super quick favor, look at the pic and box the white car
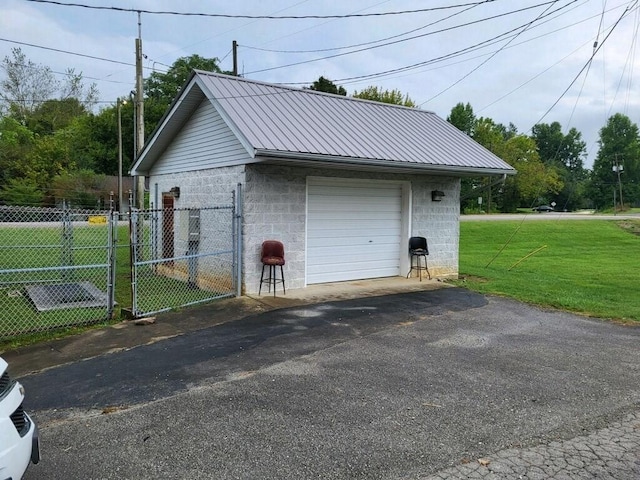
[0,356,40,480]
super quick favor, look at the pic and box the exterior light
[431,190,445,202]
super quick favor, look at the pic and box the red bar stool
[259,240,286,296]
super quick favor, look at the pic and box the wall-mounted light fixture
[169,186,180,199]
[431,190,445,202]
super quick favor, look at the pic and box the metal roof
[132,71,516,176]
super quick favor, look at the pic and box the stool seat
[262,256,285,266]
[259,240,286,296]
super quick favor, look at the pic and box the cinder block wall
[148,165,245,210]
[410,177,461,277]
[243,164,461,294]
[150,164,460,295]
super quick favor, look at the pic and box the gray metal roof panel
[197,72,513,171]
[139,71,515,175]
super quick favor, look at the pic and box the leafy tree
[50,169,107,208]
[145,54,222,104]
[24,130,75,189]
[308,76,346,96]
[531,122,587,210]
[447,102,476,136]
[28,97,89,136]
[587,113,640,210]
[498,135,563,211]
[0,116,35,184]
[0,177,45,206]
[0,48,97,122]
[352,86,416,107]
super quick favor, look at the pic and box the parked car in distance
[532,205,554,212]
[0,356,40,479]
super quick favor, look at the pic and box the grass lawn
[453,219,640,322]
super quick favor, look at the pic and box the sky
[2,0,640,169]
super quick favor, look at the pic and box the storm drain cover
[26,282,108,312]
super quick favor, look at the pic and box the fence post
[107,208,116,319]
[61,200,74,282]
[235,183,243,297]
[129,190,139,317]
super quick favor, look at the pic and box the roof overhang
[254,150,517,177]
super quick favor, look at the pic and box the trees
[445,103,570,213]
[530,122,587,210]
[0,48,97,122]
[588,113,640,210]
[145,54,222,104]
[447,102,475,136]
[308,76,346,96]
[352,86,416,107]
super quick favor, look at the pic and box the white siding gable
[150,99,250,175]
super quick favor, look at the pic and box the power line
[421,0,565,106]
[23,0,496,19]
[0,37,133,67]
[278,1,579,87]
[243,0,565,76]
[241,0,499,54]
[532,1,638,126]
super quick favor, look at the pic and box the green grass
[452,220,640,322]
[0,223,232,349]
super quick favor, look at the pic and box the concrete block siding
[150,164,460,295]
[410,176,461,277]
[149,165,245,210]
[243,164,460,293]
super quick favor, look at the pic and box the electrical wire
[532,1,638,126]
[23,0,497,19]
[241,0,498,54]
[0,37,133,67]
[280,1,581,88]
[243,0,566,76]
[420,0,565,106]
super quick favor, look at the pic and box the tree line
[1,48,638,212]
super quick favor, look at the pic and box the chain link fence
[0,205,115,339]
[130,200,240,318]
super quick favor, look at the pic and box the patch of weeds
[617,220,640,236]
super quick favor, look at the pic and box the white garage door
[306,178,403,284]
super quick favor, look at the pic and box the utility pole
[232,40,238,76]
[613,160,624,211]
[135,11,145,209]
[117,98,126,211]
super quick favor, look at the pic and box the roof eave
[254,150,516,177]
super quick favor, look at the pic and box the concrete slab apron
[22,290,640,480]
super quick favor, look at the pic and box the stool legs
[407,254,431,281]
[259,264,286,296]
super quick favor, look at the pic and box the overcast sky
[2,0,640,169]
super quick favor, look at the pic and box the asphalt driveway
[20,288,640,479]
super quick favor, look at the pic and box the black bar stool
[406,236,430,281]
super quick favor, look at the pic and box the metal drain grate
[25,282,109,312]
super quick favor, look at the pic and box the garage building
[130,71,515,294]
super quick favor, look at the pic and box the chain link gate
[129,188,241,318]
[0,205,116,339]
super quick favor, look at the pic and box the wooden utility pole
[135,12,145,209]
[232,40,238,76]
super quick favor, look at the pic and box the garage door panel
[307,236,401,249]
[307,247,401,264]
[309,224,397,241]
[307,179,404,284]
[308,211,401,222]
[310,184,400,196]
[307,258,401,274]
